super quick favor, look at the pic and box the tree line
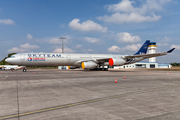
[0,53,16,65]
[171,62,180,66]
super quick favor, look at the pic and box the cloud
[0,19,15,25]
[7,43,39,52]
[156,36,171,46]
[46,36,71,44]
[107,46,121,53]
[80,49,95,53]
[97,0,171,24]
[98,12,161,24]
[48,38,61,44]
[53,47,75,53]
[69,19,108,32]
[116,32,141,43]
[27,34,33,39]
[157,43,169,46]
[84,37,101,43]
[108,44,141,53]
[123,44,141,51]
[76,44,82,48]
[171,44,180,50]
[163,36,172,42]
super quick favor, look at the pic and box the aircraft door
[67,55,71,60]
[66,55,71,65]
[20,54,25,60]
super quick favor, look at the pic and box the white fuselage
[6,53,129,67]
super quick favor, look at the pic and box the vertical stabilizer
[134,40,150,55]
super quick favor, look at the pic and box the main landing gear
[22,66,27,72]
[90,68,108,71]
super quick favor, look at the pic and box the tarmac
[0,69,180,120]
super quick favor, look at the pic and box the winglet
[167,48,175,53]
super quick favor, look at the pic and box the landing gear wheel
[105,68,108,71]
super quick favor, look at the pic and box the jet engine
[81,61,97,69]
[68,66,79,69]
[109,58,126,66]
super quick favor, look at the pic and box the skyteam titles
[28,54,61,57]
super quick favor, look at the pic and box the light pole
[60,37,66,53]
[60,37,66,70]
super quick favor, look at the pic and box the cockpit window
[10,56,15,58]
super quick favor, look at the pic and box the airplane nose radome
[5,58,10,63]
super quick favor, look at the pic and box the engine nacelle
[81,61,97,69]
[68,66,79,69]
[109,58,126,66]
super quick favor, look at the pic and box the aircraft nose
[5,58,10,63]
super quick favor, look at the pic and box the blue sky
[0,0,180,63]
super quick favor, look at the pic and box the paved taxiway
[0,69,180,120]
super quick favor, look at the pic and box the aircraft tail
[134,40,150,55]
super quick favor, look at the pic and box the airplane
[0,65,23,71]
[5,40,175,72]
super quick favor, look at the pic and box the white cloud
[47,36,71,44]
[7,43,39,53]
[27,34,33,39]
[81,49,95,53]
[123,44,141,52]
[69,19,107,32]
[163,36,172,42]
[171,44,180,50]
[107,46,121,53]
[98,0,171,24]
[48,38,61,44]
[0,19,15,25]
[108,44,141,53]
[76,44,82,48]
[157,43,169,46]
[156,36,171,46]
[116,32,141,43]
[85,37,100,43]
[98,12,161,24]
[53,47,75,53]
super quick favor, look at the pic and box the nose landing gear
[22,66,27,72]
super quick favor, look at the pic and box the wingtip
[167,48,175,53]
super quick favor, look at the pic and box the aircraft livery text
[28,54,61,58]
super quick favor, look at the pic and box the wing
[73,48,175,66]
[123,48,175,60]
[74,58,110,65]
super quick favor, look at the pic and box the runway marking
[1,84,180,120]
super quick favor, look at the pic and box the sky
[0,0,180,63]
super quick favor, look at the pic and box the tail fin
[134,40,150,55]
